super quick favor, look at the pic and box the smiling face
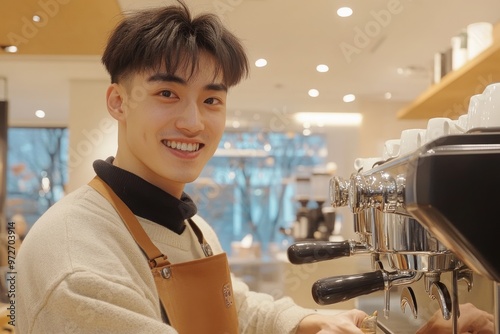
[106,52,227,198]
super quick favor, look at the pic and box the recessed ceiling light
[308,89,319,97]
[1,45,18,53]
[255,58,267,67]
[337,7,353,17]
[384,92,392,100]
[32,15,42,22]
[343,94,356,103]
[397,67,410,75]
[316,64,329,73]
[35,109,46,118]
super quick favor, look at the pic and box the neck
[113,152,184,199]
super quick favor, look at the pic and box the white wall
[358,100,428,158]
[67,79,117,192]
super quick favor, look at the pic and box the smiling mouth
[163,140,202,152]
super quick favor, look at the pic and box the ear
[106,83,127,121]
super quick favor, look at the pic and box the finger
[342,309,369,327]
[485,313,494,322]
[464,317,495,334]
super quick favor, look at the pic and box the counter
[229,251,496,333]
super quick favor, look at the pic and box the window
[6,128,68,227]
[185,131,327,254]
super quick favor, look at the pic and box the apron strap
[88,176,170,268]
[186,219,214,257]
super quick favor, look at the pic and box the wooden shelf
[397,23,500,120]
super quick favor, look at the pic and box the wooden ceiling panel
[0,0,123,55]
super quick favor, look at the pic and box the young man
[16,1,368,333]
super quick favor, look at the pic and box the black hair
[101,0,249,87]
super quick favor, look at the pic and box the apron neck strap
[88,176,170,268]
[186,219,213,257]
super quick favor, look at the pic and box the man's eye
[160,90,176,98]
[205,97,222,105]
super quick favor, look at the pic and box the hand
[296,309,369,334]
[416,303,494,334]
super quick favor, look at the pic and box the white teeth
[165,140,200,152]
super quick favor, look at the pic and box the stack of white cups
[466,83,500,132]
[399,128,426,157]
[353,82,500,171]
[397,116,465,158]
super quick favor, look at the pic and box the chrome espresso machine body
[287,131,500,333]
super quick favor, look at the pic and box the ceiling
[1,0,500,127]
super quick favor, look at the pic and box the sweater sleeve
[29,270,177,334]
[232,275,316,334]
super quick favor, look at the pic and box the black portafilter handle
[287,241,351,264]
[312,271,386,305]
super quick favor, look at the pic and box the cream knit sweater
[16,185,315,333]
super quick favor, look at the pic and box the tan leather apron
[89,176,239,334]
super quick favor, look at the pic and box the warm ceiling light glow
[1,45,18,53]
[308,89,319,97]
[396,67,415,76]
[35,109,46,118]
[316,64,329,73]
[337,7,353,17]
[343,94,356,103]
[255,58,267,67]
[294,112,363,127]
[384,92,392,100]
[32,15,42,22]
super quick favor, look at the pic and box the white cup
[454,114,468,132]
[467,22,493,60]
[354,157,383,172]
[480,83,500,129]
[451,33,467,71]
[466,94,486,131]
[416,130,427,147]
[424,117,461,144]
[382,139,401,160]
[467,83,500,131]
[399,129,426,156]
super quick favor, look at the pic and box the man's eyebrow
[206,83,227,92]
[147,73,186,84]
[147,73,227,92]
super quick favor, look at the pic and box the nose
[175,101,204,133]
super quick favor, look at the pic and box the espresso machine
[287,127,500,333]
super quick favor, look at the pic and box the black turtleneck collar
[92,157,197,234]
